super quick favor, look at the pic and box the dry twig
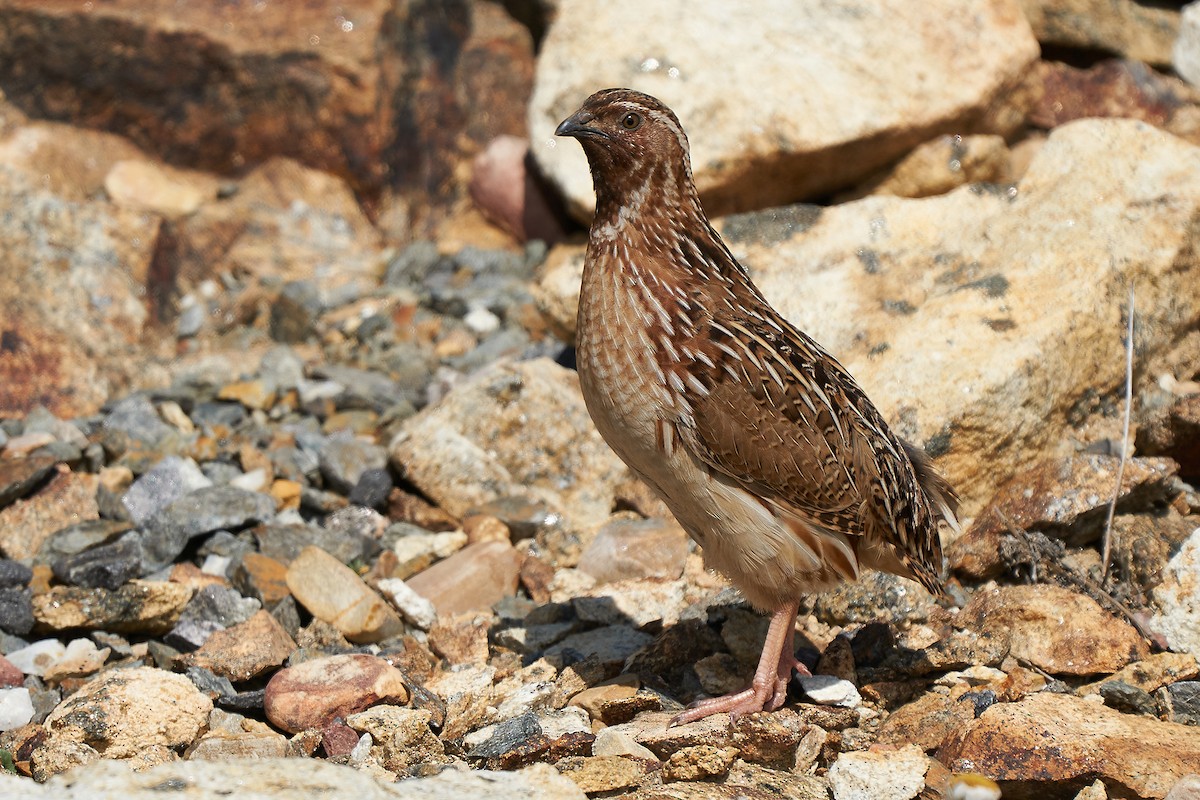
[1101,285,1135,586]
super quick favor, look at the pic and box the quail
[556,88,958,724]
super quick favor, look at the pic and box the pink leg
[671,601,809,726]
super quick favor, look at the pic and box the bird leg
[671,601,809,726]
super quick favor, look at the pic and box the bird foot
[670,658,811,727]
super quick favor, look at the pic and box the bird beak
[555,110,607,140]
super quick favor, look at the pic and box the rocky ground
[2,1,1200,799]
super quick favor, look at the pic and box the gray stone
[270,279,322,343]
[544,625,654,669]
[35,519,134,566]
[1101,680,1159,717]
[318,435,388,495]
[51,533,142,589]
[468,710,542,759]
[141,486,276,570]
[254,521,370,566]
[168,585,261,650]
[0,586,34,635]
[0,558,33,588]
[121,456,212,525]
[1166,681,1200,726]
[349,467,393,509]
[101,395,176,450]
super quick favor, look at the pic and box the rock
[318,436,388,495]
[469,135,566,245]
[1019,0,1181,65]
[957,584,1148,675]
[232,552,291,605]
[1138,392,1200,478]
[1030,59,1200,144]
[1166,774,1200,800]
[51,533,142,591]
[391,358,627,540]
[1100,679,1158,716]
[33,580,193,634]
[344,705,446,773]
[103,158,218,217]
[0,653,21,686]
[101,395,176,453]
[737,120,1200,512]
[180,610,297,683]
[0,454,58,508]
[402,539,522,617]
[577,516,690,585]
[814,570,940,627]
[186,710,290,761]
[1080,653,1200,696]
[376,577,438,631]
[0,159,159,418]
[1164,681,1200,726]
[798,675,862,708]
[255,521,375,566]
[0,686,34,730]
[1179,3,1200,89]
[572,579,687,628]
[663,745,739,782]
[141,486,275,570]
[827,744,929,800]
[545,625,654,670]
[939,692,1200,798]
[390,527,469,579]
[854,134,1012,200]
[559,755,653,793]
[286,546,404,643]
[0,585,33,635]
[34,519,133,568]
[41,638,110,682]
[429,663,497,741]
[1,757,589,800]
[264,653,410,734]
[43,666,211,760]
[531,0,1036,220]
[5,638,65,677]
[121,456,212,525]
[0,0,401,187]
[1151,527,1200,657]
[951,454,1180,579]
[0,467,99,559]
[876,692,978,751]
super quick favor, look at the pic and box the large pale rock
[956,585,1149,676]
[4,758,588,800]
[43,666,212,760]
[531,0,1037,219]
[0,163,159,417]
[390,358,628,533]
[939,692,1200,799]
[1152,527,1200,657]
[1019,0,1181,65]
[827,744,929,800]
[1179,3,1200,90]
[286,546,403,643]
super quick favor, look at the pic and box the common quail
[556,88,958,724]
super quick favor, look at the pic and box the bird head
[555,88,698,216]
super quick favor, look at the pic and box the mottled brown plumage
[557,89,958,724]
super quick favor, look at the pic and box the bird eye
[620,112,643,130]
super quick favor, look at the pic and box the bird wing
[670,310,872,535]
